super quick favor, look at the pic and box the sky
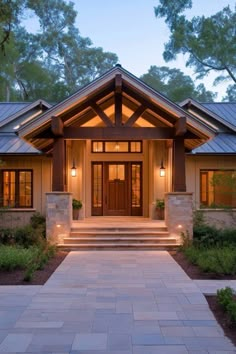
[73,0,235,100]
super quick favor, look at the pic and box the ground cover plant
[0,212,59,282]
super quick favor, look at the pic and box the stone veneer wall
[46,192,72,244]
[165,192,193,243]
[200,209,236,229]
[0,210,36,228]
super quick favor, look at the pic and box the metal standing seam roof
[203,103,236,128]
[192,133,236,154]
[0,103,31,122]
[0,134,40,154]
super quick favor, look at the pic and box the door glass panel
[92,164,102,207]
[132,164,141,207]
[109,164,125,181]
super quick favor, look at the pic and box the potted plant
[155,199,165,220]
[72,199,82,220]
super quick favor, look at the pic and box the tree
[0,0,25,51]
[140,66,216,102]
[154,1,236,89]
[0,0,118,101]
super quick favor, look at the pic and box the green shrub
[0,228,15,244]
[193,224,220,247]
[184,246,236,275]
[30,212,46,238]
[227,301,236,326]
[14,225,46,248]
[184,246,201,265]
[217,287,236,327]
[217,287,234,309]
[0,246,38,271]
[193,224,236,248]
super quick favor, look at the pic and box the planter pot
[156,208,164,220]
[73,209,80,220]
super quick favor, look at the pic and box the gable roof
[0,100,51,128]
[17,65,215,153]
[0,103,30,122]
[203,102,236,128]
[0,100,51,155]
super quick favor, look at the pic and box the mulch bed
[206,295,236,346]
[170,250,236,347]
[0,251,68,285]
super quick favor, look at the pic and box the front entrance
[92,162,142,216]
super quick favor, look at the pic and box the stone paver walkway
[0,251,235,353]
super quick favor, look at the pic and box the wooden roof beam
[90,102,113,127]
[125,105,146,127]
[175,116,187,136]
[51,116,64,136]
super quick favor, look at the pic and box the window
[92,141,142,153]
[0,170,33,208]
[200,170,236,208]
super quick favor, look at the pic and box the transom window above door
[92,141,142,153]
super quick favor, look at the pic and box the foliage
[217,287,236,327]
[30,212,46,237]
[0,245,38,271]
[140,66,216,102]
[154,1,236,100]
[180,230,192,250]
[193,224,236,248]
[72,199,82,210]
[0,0,118,101]
[0,243,56,281]
[217,287,234,310]
[184,246,236,275]
[155,199,165,209]
[0,213,46,247]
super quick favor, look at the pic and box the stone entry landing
[59,217,180,250]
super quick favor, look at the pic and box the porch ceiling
[18,66,214,153]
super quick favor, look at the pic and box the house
[0,65,236,246]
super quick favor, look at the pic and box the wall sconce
[160,159,166,177]
[71,159,77,177]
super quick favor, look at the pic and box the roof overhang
[17,66,215,153]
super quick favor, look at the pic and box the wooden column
[52,138,66,191]
[51,116,66,192]
[172,137,186,192]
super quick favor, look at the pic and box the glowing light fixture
[160,159,166,177]
[71,159,77,177]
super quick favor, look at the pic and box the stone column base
[165,192,193,243]
[46,192,72,244]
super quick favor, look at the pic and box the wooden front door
[92,162,142,216]
[104,163,128,216]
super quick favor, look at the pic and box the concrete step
[58,243,180,250]
[64,236,176,244]
[71,227,168,233]
[70,231,170,237]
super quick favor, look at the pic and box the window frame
[91,140,143,153]
[0,169,33,208]
[200,169,236,208]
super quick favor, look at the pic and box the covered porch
[18,66,212,246]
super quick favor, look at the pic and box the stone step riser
[70,232,170,237]
[71,228,168,232]
[64,238,176,245]
[58,244,180,251]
